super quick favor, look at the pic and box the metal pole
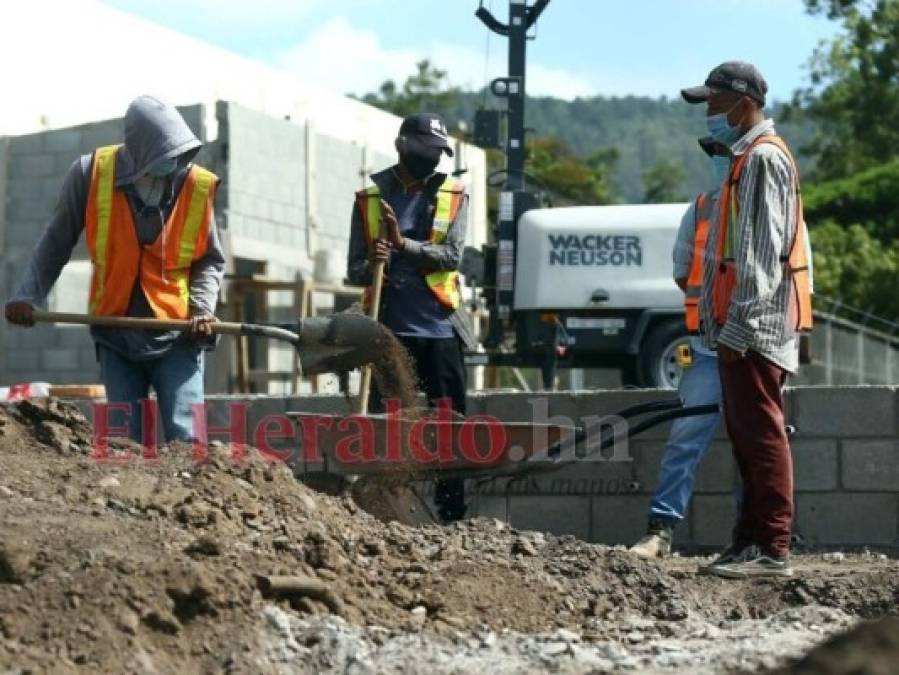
[506,0,527,191]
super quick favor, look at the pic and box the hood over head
[115,95,202,186]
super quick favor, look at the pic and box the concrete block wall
[62,385,896,551]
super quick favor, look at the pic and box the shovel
[29,310,388,376]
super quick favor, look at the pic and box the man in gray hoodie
[4,96,225,444]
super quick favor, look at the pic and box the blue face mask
[705,100,745,146]
[147,158,178,177]
[711,155,731,186]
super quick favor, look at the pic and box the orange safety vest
[711,135,813,332]
[355,177,465,312]
[684,192,713,334]
[84,144,217,319]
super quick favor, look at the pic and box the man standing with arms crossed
[681,62,813,578]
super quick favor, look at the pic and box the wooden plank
[48,384,106,399]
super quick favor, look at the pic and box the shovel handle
[357,259,386,415]
[31,310,243,333]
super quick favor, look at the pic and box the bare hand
[380,199,404,250]
[718,344,744,363]
[371,239,391,264]
[188,313,217,339]
[5,301,35,327]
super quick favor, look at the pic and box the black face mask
[400,152,440,180]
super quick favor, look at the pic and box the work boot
[703,544,794,579]
[629,519,674,559]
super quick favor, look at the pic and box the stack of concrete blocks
[191,385,899,551]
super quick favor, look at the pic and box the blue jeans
[97,342,205,443]
[648,345,722,524]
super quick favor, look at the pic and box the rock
[0,544,30,583]
[554,628,580,642]
[119,610,140,635]
[98,475,120,489]
[511,538,539,557]
[823,552,846,563]
[0,485,14,498]
[185,535,222,557]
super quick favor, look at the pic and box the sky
[98,0,839,102]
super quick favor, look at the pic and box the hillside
[448,93,815,203]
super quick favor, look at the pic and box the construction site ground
[0,398,897,674]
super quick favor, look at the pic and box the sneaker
[629,520,673,559]
[697,543,742,575]
[704,544,794,579]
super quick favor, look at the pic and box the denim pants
[648,345,722,524]
[97,342,205,443]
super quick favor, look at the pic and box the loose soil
[0,399,896,673]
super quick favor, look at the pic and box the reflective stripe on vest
[684,192,713,333]
[712,135,813,332]
[85,144,217,318]
[355,177,464,311]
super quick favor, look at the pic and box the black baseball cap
[398,112,454,158]
[681,61,768,107]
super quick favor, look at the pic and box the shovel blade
[295,312,388,375]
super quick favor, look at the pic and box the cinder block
[472,494,509,521]
[794,386,896,438]
[841,439,899,491]
[792,439,838,491]
[9,134,43,154]
[693,441,737,493]
[11,154,57,179]
[590,495,647,545]
[534,458,635,496]
[481,392,541,423]
[44,130,82,154]
[58,326,92,348]
[510,495,590,540]
[633,441,665,493]
[690,495,737,548]
[79,347,100,374]
[796,494,898,546]
[5,349,40,373]
[42,347,79,371]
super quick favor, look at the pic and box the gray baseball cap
[682,61,768,107]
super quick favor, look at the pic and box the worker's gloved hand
[187,313,217,339]
[4,301,35,327]
[371,239,392,264]
[380,199,404,250]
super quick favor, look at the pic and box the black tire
[636,319,691,389]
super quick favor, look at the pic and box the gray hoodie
[11,96,226,361]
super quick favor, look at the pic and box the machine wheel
[636,319,691,390]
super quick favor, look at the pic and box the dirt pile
[0,399,897,673]
[770,615,899,675]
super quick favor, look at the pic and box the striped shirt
[699,119,801,373]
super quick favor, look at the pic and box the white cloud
[274,17,599,100]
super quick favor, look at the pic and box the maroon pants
[719,350,793,557]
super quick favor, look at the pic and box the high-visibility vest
[711,135,813,332]
[684,191,713,334]
[355,177,465,312]
[84,144,217,319]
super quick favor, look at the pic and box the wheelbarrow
[29,310,388,375]
[286,398,723,524]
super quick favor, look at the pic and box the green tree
[809,220,899,318]
[790,0,899,179]
[641,161,687,203]
[526,136,618,206]
[360,60,462,119]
